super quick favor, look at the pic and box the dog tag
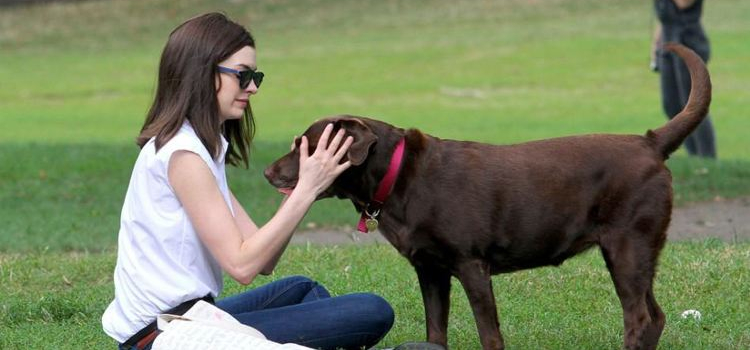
[365,218,379,232]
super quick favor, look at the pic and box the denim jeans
[216,275,394,350]
[119,276,393,350]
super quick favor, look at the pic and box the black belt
[122,294,215,348]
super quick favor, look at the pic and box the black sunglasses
[217,66,264,89]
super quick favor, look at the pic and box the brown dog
[264,43,710,350]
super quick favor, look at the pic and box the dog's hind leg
[600,228,667,350]
[415,264,452,348]
[455,260,504,350]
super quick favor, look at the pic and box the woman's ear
[335,118,377,166]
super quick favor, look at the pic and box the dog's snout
[264,161,297,188]
[263,166,275,181]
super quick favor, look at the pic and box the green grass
[2,2,749,248]
[1,0,749,348]
[1,0,748,152]
[1,241,749,349]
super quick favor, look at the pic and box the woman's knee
[350,293,395,333]
[277,275,314,285]
[278,275,321,292]
[277,275,330,301]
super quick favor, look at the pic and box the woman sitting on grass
[101,12,393,350]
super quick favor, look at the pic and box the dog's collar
[357,137,406,233]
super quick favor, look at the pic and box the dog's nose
[263,166,274,181]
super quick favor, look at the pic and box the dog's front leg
[415,264,451,348]
[456,260,504,350]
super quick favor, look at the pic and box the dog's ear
[335,118,377,166]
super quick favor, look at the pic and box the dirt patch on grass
[667,196,750,242]
[292,196,750,245]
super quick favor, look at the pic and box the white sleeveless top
[102,122,232,342]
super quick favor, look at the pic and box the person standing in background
[651,0,717,158]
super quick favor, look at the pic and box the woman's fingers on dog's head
[299,136,309,159]
[336,160,352,175]
[326,129,347,155]
[316,123,335,153]
[333,136,354,162]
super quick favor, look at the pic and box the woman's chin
[221,112,244,122]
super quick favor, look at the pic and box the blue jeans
[216,276,393,350]
[119,276,393,350]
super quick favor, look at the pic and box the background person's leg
[661,49,717,158]
[660,50,699,156]
[691,117,717,158]
[672,48,717,158]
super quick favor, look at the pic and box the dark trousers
[118,276,394,350]
[659,50,717,158]
[216,276,394,350]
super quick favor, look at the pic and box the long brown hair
[137,12,255,167]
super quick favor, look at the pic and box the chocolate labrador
[264,43,710,350]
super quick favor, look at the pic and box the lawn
[1,0,749,348]
[1,242,749,349]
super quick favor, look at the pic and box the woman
[102,12,394,350]
[651,0,717,158]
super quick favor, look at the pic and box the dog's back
[383,131,669,272]
[383,43,710,272]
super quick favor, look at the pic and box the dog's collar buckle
[364,208,380,233]
[357,138,405,233]
[365,208,381,218]
[361,203,382,233]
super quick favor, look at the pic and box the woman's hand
[295,123,354,197]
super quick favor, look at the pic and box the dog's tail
[646,43,712,158]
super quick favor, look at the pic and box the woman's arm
[170,152,312,285]
[229,192,290,275]
[231,136,299,275]
[169,124,352,285]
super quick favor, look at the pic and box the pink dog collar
[357,137,406,233]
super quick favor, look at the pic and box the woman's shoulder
[155,122,214,163]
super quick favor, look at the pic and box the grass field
[2,242,749,349]
[1,0,749,348]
